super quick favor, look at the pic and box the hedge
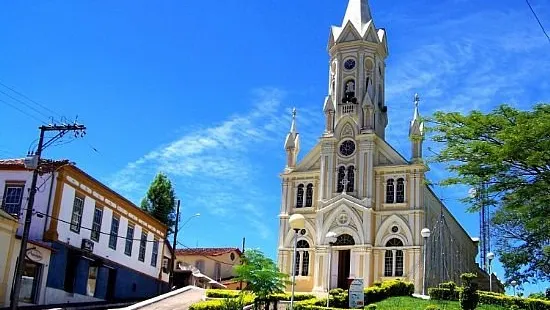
[429,287,550,310]
[197,280,414,310]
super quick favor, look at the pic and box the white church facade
[277,0,479,293]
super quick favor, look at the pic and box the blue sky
[1,0,549,295]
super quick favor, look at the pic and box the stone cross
[341,170,349,195]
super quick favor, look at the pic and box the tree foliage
[141,172,177,234]
[234,249,289,300]
[428,104,550,284]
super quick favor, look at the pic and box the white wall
[57,183,163,279]
[0,170,57,241]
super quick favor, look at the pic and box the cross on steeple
[341,170,349,195]
[414,93,420,109]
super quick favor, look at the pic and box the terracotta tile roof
[175,247,242,257]
[0,158,72,172]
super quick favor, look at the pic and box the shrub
[439,281,457,290]
[424,305,440,310]
[329,288,345,296]
[428,288,461,301]
[190,295,254,310]
[459,273,479,310]
[206,290,242,298]
[365,304,377,309]
[363,279,414,304]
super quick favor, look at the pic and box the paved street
[132,287,205,310]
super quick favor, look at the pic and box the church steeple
[284,108,300,171]
[342,0,373,33]
[409,94,425,162]
[325,0,389,140]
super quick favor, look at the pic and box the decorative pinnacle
[414,93,420,108]
[290,108,297,133]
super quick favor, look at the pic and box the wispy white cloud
[107,87,323,241]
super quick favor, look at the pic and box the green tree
[141,172,177,234]
[428,104,550,284]
[234,249,289,301]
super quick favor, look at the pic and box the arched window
[384,238,404,277]
[386,179,395,203]
[347,166,355,193]
[396,178,405,203]
[334,234,355,246]
[337,166,346,192]
[295,240,310,276]
[342,79,356,103]
[305,184,313,208]
[296,184,304,208]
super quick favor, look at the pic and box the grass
[370,296,509,310]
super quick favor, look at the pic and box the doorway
[337,250,351,289]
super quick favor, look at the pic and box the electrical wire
[525,0,550,44]
[0,97,46,124]
[0,80,63,119]
[0,89,53,121]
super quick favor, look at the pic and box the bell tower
[324,0,389,139]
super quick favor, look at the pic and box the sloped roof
[175,247,241,257]
[0,158,72,172]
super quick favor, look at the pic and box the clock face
[339,140,356,156]
[344,58,356,70]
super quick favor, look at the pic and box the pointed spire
[409,93,424,137]
[342,0,373,32]
[290,107,297,133]
[285,108,299,150]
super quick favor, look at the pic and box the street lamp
[288,214,306,310]
[421,228,431,296]
[511,280,517,296]
[487,252,495,292]
[179,213,201,232]
[325,231,337,308]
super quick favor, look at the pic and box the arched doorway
[331,234,355,289]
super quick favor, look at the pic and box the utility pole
[239,237,245,290]
[169,200,180,290]
[10,123,85,310]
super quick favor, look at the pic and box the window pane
[386,180,394,203]
[70,197,84,233]
[305,184,313,207]
[125,226,134,256]
[3,185,24,215]
[109,217,119,250]
[384,251,393,277]
[91,208,103,242]
[151,239,159,267]
[395,250,404,277]
[396,178,405,203]
[296,185,304,208]
[294,252,301,276]
[301,251,309,276]
[347,166,355,192]
[337,167,346,192]
[138,232,147,262]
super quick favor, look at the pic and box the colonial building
[0,159,170,306]
[277,0,479,293]
[173,247,242,289]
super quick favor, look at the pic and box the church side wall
[423,186,478,288]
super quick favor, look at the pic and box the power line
[0,89,53,121]
[525,0,550,44]
[0,97,46,124]
[0,80,63,119]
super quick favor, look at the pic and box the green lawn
[370,296,508,310]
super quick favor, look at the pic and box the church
[277,0,480,294]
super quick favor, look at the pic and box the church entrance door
[337,250,351,289]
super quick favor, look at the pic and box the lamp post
[487,252,495,292]
[289,214,306,310]
[421,228,431,296]
[325,231,337,308]
[511,280,517,296]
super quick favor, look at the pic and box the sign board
[348,278,365,308]
[26,248,43,262]
[81,239,94,253]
